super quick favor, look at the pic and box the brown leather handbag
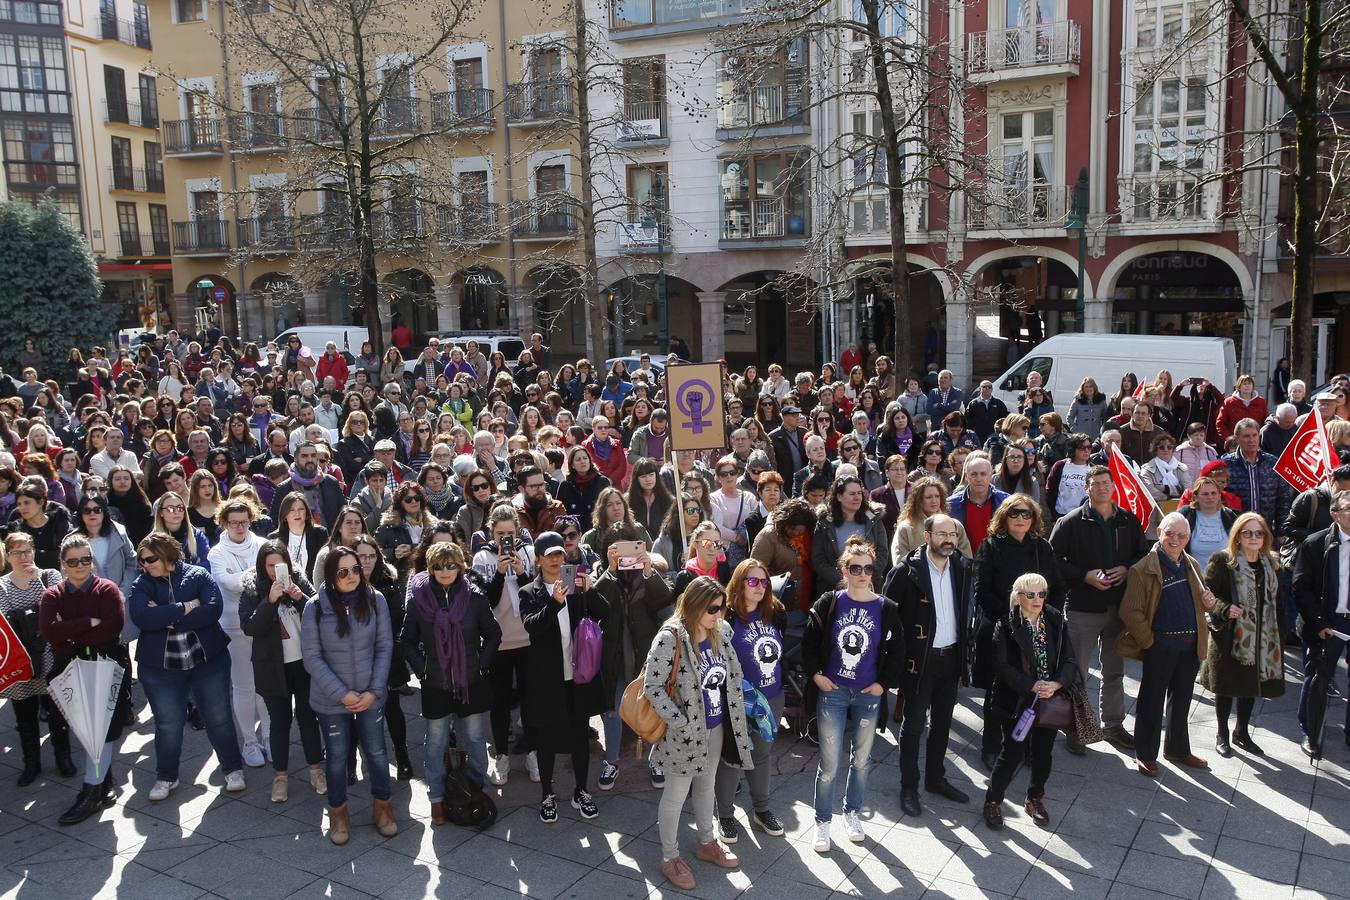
[620,628,681,744]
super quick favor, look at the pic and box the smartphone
[498,535,514,555]
[274,563,290,590]
[561,564,578,594]
[613,540,645,570]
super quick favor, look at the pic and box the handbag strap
[664,627,681,695]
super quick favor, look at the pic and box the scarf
[409,571,471,699]
[1021,611,1050,680]
[424,484,452,510]
[152,447,176,465]
[591,437,612,461]
[1152,454,1182,491]
[571,465,598,487]
[288,463,322,488]
[1230,555,1281,681]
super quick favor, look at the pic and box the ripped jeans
[812,687,880,823]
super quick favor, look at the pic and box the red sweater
[583,434,631,490]
[39,575,124,660]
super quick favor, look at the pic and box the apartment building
[147,0,589,353]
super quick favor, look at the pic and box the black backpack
[442,748,497,829]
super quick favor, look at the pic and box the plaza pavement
[1,653,1348,899]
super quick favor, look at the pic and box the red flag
[1274,406,1335,493]
[0,614,34,692]
[1108,444,1158,527]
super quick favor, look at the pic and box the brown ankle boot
[327,804,350,845]
[430,800,447,826]
[372,797,398,837]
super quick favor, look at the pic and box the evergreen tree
[0,196,113,380]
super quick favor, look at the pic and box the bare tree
[190,0,489,358]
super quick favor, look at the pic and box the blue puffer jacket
[128,562,229,671]
[1219,450,1294,527]
[301,586,392,716]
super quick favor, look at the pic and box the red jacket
[582,434,630,490]
[1215,394,1269,443]
[316,352,349,389]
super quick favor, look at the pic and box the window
[10,189,80,229]
[458,169,488,205]
[1132,74,1209,174]
[717,39,808,128]
[847,111,893,232]
[174,0,204,23]
[116,201,139,239]
[0,0,61,25]
[0,35,69,114]
[1134,1,1207,48]
[448,57,488,121]
[380,63,415,131]
[975,108,1058,226]
[2,118,77,187]
[720,152,809,240]
[138,74,158,126]
[143,141,162,190]
[850,0,916,39]
[110,136,133,189]
[133,3,152,48]
[386,174,419,236]
[148,203,169,252]
[104,66,127,122]
[527,45,563,83]
[191,190,218,219]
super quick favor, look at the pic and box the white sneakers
[813,821,831,852]
[225,770,246,793]
[148,780,178,802]
[844,810,865,843]
[489,754,509,786]
[309,767,327,795]
[527,751,540,784]
[241,744,266,768]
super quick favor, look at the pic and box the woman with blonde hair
[1200,512,1283,758]
[644,576,754,890]
[892,478,971,560]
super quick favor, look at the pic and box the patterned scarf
[1231,555,1282,681]
[1022,611,1050,680]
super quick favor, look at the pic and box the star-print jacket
[642,620,755,777]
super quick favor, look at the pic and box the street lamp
[653,175,669,356]
[1067,166,1089,333]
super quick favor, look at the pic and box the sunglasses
[1007,508,1034,519]
[846,564,876,576]
[684,506,701,515]
[705,603,725,615]
[1018,590,1048,600]
[161,504,186,513]
[334,565,360,580]
[431,563,461,573]
[470,483,491,491]
[402,496,423,504]
[1238,529,1265,538]
[744,576,768,588]
[560,530,579,539]
[717,470,737,478]
[138,555,159,566]
[925,449,942,456]
[696,539,723,549]
[80,507,102,515]
[63,556,94,567]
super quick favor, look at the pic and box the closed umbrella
[46,657,125,779]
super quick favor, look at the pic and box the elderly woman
[982,571,1078,830]
[1200,513,1284,758]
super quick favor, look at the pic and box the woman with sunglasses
[377,481,438,579]
[803,536,901,851]
[673,520,733,599]
[401,540,500,822]
[645,576,753,889]
[909,439,952,490]
[304,545,396,843]
[837,435,884,492]
[72,494,138,604]
[809,410,841,458]
[452,469,498,551]
[239,540,325,803]
[971,494,1063,771]
[41,534,133,824]
[354,537,414,781]
[982,571,1076,830]
[754,394,782,435]
[714,559,787,843]
[653,492,706,571]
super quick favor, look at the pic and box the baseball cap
[782,405,802,415]
[374,439,397,451]
[534,531,566,557]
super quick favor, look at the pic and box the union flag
[1108,443,1158,528]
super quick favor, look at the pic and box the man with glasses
[270,441,345,527]
[512,465,566,536]
[1118,513,1217,776]
[964,382,1008,445]
[884,513,973,817]
[1292,490,1350,760]
[248,426,293,476]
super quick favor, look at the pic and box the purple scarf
[288,463,322,488]
[408,571,471,698]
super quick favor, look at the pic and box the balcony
[717,83,808,136]
[230,112,286,151]
[439,202,501,243]
[845,193,927,239]
[511,196,577,239]
[296,213,353,250]
[104,100,157,129]
[106,165,164,193]
[373,97,422,137]
[721,197,809,244]
[967,182,1069,232]
[163,119,222,156]
[381,211,428,245]
[289,108,346,143]
[430,89,494,129]
[237,217,296,251]
[116,231,170,257]
[100,13,152,49]
[966,21,1081,83]
[1118,174,1220,229]
[171,219,230,255]
[506,80,573,124]
[619,205,669,251]
[609,0,751,39]
[617,99,667,144]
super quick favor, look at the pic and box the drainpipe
[218,0,247,339]
[497,0,520,332]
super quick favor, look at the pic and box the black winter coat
[267,525,328,584]
[882,546,973,699]
[971,533,1064,689]
[1292,526,1349,642]
[1047,502,1147,614]
[239,569,316,696]
[399,573,501,696]
[554,474,610,532]
[988,604,1078,721]
[594,569,672,708]
[519,578,611,729]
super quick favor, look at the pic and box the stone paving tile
[1114,847,1212,900]
[1014,862,1114,900]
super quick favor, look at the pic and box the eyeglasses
[225,518,250,528]
[1007,508,1034,520]
[431,563,461,573]
[334,565,360,580]
[744,576,768,588]
[137,555,159,566]
[1018,590,1048,599]
[705,603,725,615]
[846,564,876,576]
[1238,529,1265,538]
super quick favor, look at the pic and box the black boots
[16,718,40,787]
[50,722,77,778]
[394,744,414,781]
[58,769,116,828]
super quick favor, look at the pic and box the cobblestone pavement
[1,654,1348,899]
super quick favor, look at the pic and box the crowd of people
[0,330,1346,891]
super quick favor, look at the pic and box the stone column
[1084,295,1113,334]
[302,288,326,325]
[945,286,973,389]
[434,282,460,333]
[697,291,726,363]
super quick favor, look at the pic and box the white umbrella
[47,657,125,779]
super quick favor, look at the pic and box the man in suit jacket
[770,405,809,492]
[882,516,973,818]
[1291,493,1350,760]
[963,381,1009,444]
[926,370,964,425]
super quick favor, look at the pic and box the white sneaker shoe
[489,754,509,786]
[813,821,832,852]
[527,751,540,784]
[224,770,246,793]
[147,780,178,802]
[241,743,266,768]
[308,767,327,795]
[271,773,288,803]
[844,810,865,843]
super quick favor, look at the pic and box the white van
[991,334,1238,414]
[273,325,370,353]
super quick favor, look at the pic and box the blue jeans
[813,687,880,823]
[139,651,244,781]
[425,711,488,800]
[318,707,390,807]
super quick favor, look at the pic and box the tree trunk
[862,0,912,377]
[575,0,609,366]
[1288,0,1322,385]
